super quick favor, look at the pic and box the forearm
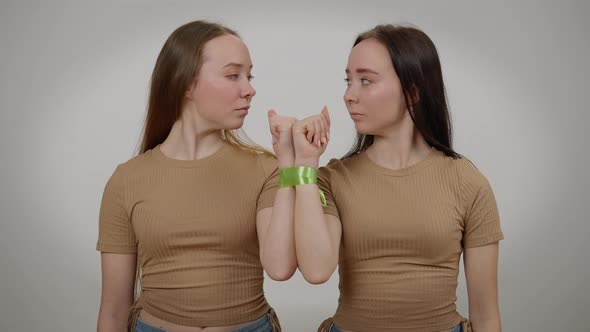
[294,184,337,284]
[261,186,297,280]
[470,317,501,332]
[465,243,501,332]
[97,303,130,332]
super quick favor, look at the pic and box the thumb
[321,106,331,126]
[268,109,277,120]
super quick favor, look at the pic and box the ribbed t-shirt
[317,148,503,331]
[97,142,278,326]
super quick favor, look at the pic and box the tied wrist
[279,166,317,187]
[277,159,295,168]
[276,153,295,167]
[278,166,327,207]
[294,158,319,168]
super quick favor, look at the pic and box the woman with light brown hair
[96,20,296,332]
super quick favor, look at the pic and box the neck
[160,108,225,161]
[366,122,432,170]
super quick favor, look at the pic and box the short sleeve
[257,155,279,212]
[96,166,137,253]
[318,160,340,218]
[461,162,504,248]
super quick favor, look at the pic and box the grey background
[1,0,588,331]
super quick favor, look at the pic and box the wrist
[277,156,295,168]
[294,157,319,168]
[279,166,317,185]
[278,166,327,207]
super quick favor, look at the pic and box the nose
[344,86,358,104]
[241,80,256,100]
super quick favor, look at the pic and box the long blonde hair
[138,20,272,157]
[129,20,274,329]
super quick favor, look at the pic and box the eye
[248,75,254,82]
[226,74,239,80]
[344,78,351,86]
[361,78,371,85]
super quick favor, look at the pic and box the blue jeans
[136,313,273,332]
[330,322,462,332]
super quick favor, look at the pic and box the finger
[269,121,278,136]
[317,117,326,146]
[271,128,279,140]
[322,116,329,143]
[268,110,277,131]
[318,118,328,147]
[270,126,278,143]
[286,117,297,129]
[293,120,305,134]
[313,120,322,147]
[320,107,331,141]
[321,106,331,127]
[306,120,315,143]
[271,128,277,144]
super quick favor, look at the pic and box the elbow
[296,254,337,284]
[266,267,296,281]
[300,265,333,284]
[302,270,331,284]
[262,260,297,281]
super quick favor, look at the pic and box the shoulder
[318,154,361,180]
[113,149,158,178]
[453,156,491,189]
[227,144,278,177]
[257,152,278,178]
[447,155,496,210]
[102,149,162,193]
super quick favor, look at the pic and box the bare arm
[464,242,501,332]
[257,189,296,281]
[257,110,297,281]
[97,253,137,332]
[292,107,341,284]
[294,182,341,284]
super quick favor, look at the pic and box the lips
[235,105,250,115]
[349,112,363,120]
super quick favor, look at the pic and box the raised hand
[292,106,331,168]
[268,109,298,168]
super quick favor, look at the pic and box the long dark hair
[343,25,460,159]
[139,20,272,156]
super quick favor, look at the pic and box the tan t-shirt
[317,148,503,332]
[96,142,279,326]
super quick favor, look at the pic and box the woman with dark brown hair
[96,20,296,332]
[290,25,503,332]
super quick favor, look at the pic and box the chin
[354,123,372,135]
[225,119,245,130]
[356,128,383,137]
[355,120,388,136]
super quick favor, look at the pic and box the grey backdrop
[1,0,588,331]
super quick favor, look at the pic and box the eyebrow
[223,62,253,69]
[345,68,379,75]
